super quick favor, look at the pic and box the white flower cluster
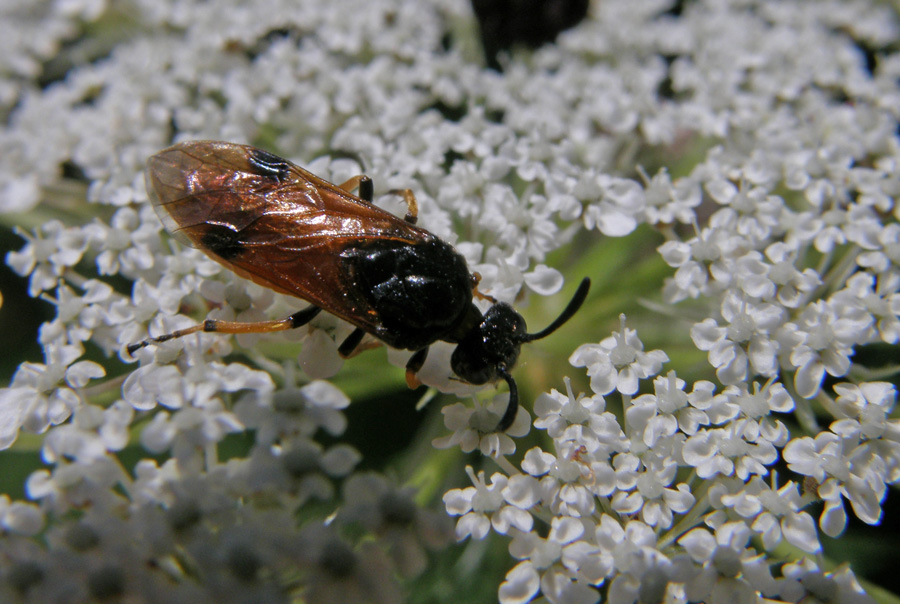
[0,0,899,602]
[445,337,898,603]
[433,0,900,600]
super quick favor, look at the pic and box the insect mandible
[128,141,590,431]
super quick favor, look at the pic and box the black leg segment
[289,306,323,328]
[338,327,366,357]
[358,175,374,202]
[496,366,519,432]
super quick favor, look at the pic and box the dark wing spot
[200,224,245,260]
[247,149,291,183]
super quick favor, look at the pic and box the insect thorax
[340,238,475,350]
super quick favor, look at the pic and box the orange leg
[336,176,418,225]
[471,272,497,303]
[405,347,428,388]
[387,188,418,224]
[127,306,322,356]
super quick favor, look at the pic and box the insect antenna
[521,277,591,342]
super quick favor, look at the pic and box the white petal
[691,319,725,350]
[443,488,474,516]
[65,361,106,388]
[503,474,542,509]
[616,366,639,395]
[588,364,618,396]
[782,512,820,553]
[611,491,642,514]
[794,360,825,399]
[298,330,344,379]
[706,179,737,204]
[549,516,584,545]
[140,413,175,453]
[658,240,692,267]
[521,447,555,476]
[820,500,847,537]
[524,265,563,295]
[123,364,184,410]
[456,512,490,540]
[664,484,695,513]
[499,562,540,604]
[1,501,44,536]
[495,506,533,534]
[678,527,716,561]
[594,205,637,236]
[0,388,30,448]
[320,444,361,477]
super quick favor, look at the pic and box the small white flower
[683,418,778,480]
[582,175,645,237]
[88,206,159,277]
[777,558,874,604]
[569,315,668,396]
[42,402,133,463]
[501,517,604,604]
[444,467,532,540]
[838,272,900,344]
[763,242,821,308]
[609,450,694,528]
[708,476,820,553]
[432,394,530,456]
[0,496,44,537]
[533,378,607,437]
[0,342,97,448]
[340,473,450,577]
[639,167,702,226]
[713,381,793,446]
[236,377,349,446]
[521,446,595,517]
[638,371,714,436]
[788,299,873,398]
[140,399,243,461]
[833,382,900,443]
[691,291,784,385]
[677,522,759,604]
[7,222,90,296]
[782,429,885,536]
[594,515,667,601]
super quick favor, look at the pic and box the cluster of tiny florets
[1,0,900,602]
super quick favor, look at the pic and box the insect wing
[145,141,430,330]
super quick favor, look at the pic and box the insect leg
[496,366,519,432]
[387,189,418,224]
[126,306,322,356]
[336,175,374,202]
[337,176,418,224]
[471,271,497,303]
[405,347,429,388]
[337,327,366,358]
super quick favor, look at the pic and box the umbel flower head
[2,0,900,603]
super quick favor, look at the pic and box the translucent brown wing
[145,140,434,332]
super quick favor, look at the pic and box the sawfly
[129,141,590,431]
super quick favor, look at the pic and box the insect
[129,141,590,431]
